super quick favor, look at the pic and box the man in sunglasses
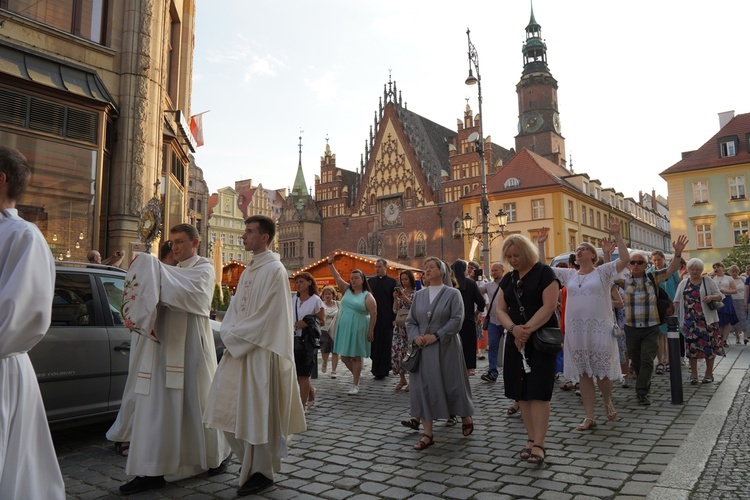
[614,236,687,405]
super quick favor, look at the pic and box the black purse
[512,271,562,355]
[401,343,422,373]
[702,278,725,311]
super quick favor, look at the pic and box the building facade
[188,156,210,256]
[207,187,247,265]
[661,111,750,264]
[0,0,197,263]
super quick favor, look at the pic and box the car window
[51,273,94,327]
[100,276,126,326]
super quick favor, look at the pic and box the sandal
[528,445,546,465]
[576,417,598,431]
[413,434,434,451]
[655,363,664,375]
[560,381,575,391]
[401,418,420,431]
[445,415,458,427]
[114,441,130,457]
[605,402,617,421]
[507,403,520,415]
[702,376,714,384]
[665,363,670,373]
[690,378,699,385]
[404,384,410,392]
[462,417,474,436]
[520,440,534,460]
[394,382,406,391]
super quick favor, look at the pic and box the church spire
[522,0,549,75]
[292,134,309,198]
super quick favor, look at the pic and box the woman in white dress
[538,220,629,430]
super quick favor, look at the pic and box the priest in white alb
[204,215,306,497]
[114,223,230,495]
[0,146,65,499]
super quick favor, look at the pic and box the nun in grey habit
[406,257,475,450]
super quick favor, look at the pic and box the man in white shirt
[0,146,65,499]
[204,215,306,497]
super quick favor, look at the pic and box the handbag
[647,272,674,324]
[401,343,422,373]
[702,278,725,310]
[612,322,622,339]
[511,272,562,355]
[483,284,502,330]
[395,308,409,328]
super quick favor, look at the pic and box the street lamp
[463,208,508,244]
[465,28,492,275]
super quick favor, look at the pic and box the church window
[398,233,408,259]
[415,232,426,257]
[357,238,367,254]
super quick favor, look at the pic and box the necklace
[576,271,591,288]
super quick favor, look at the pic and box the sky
[191,0,750,203]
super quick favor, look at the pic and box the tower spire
[522,0,548,75]
[292,133,309,197]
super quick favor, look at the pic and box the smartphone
[474,269,483,278]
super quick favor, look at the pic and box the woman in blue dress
[328,252,377,395]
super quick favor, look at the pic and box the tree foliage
[722,235,750,270]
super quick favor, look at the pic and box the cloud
[304,72,337,106]
[243,54,286,81]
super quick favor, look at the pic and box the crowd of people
[5,142,750,496]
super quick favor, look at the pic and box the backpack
[647,272,674,324]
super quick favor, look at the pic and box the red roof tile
[661,112,750,176]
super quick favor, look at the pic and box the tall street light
[465,28,491,276]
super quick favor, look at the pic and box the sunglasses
[629,260,646,265]
[515,278,524,297]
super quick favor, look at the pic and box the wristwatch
[433,332,440,341]
[507,324,516,334]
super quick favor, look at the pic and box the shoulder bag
[401,343,422,373]
[483,284,501,330]
[703,278,725,310]
[647,272,674,323]
[512,271,562,355]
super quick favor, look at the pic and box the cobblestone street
[55,345,750,499]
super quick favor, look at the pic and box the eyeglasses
[629,260,646,265]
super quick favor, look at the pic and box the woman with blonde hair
[674,258,725,383]
[496,234,559,464]
[320,285,341,377]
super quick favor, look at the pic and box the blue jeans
[487,321,505,376]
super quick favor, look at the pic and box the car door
[29,271,111,422]
[96,273,132,410]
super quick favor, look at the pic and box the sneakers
[347,384,359,395]
[637,394,651,405]
[480,371,497,382]
[330,370,337,379]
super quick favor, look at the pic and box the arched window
[189,198,195,210]
[405,187,412,208]
[415,231,426,257]
[357,238,367,254]
[397,233,408,259]
[453,220,463,238]
[197,199,202,214]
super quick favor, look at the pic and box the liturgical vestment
[204,250,306,485]
[0,209,65,499]
[113,252,229,478]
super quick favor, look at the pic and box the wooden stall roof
[289,250,423,291]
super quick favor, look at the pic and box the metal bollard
[667,315,683,404]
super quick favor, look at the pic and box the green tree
[211,283,222,312]
[722,235,750,270]
[221,285,231,311]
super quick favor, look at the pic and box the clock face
[522,111,544,133]
[385,203,400,222]
[552,112,562,134]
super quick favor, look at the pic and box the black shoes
[237,472,273,497]
[119,475,165,495]
[637,394,651,406]
[480,371,497,382]
[207,453,233,476]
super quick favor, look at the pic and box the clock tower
[514,5,566,167]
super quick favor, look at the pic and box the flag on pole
[190,113,206,147]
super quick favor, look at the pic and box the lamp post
[462,208,508,255]
[465,28,491,275]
